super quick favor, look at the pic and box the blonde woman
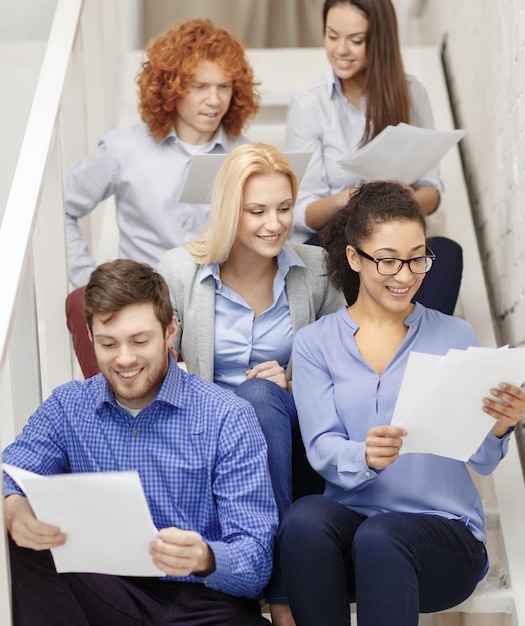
[158,143,344,625]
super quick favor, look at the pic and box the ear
[165,316,178,347]
[86,325,93,344]
[346,245,361,273]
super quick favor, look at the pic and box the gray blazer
[158,243,345,382]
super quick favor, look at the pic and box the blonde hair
[186,143,298,265]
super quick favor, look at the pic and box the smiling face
[91,302,177,410]
[324,3,368,86]
[232,172,294,261]
[346,219,427,316]
[174,59,233,145]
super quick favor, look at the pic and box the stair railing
[0,0,118,622]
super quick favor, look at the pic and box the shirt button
[133,429,139,436]
[365,471,371,478]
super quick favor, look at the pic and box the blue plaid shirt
[2,357,278,598]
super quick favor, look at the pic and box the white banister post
[0,354,14,625]
[0,1,85,622]
[32,123,74,394]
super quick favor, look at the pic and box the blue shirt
[292,304,512,546]
[65,123,247,287]
[2,357,278,599]
[200,243,303,390]
[286,70,444,241]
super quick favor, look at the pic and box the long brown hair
[323,0,410,146]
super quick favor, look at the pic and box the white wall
[404,1,525,350]
[0,0,54,221]
[142,0,326,48]
[0,42,46,220]
[0,0,57,40]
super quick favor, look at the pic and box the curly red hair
[137,18,260,141]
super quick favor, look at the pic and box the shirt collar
[163,125,229,151]
[342,300,425,332]
[199,242,306,285]
[327,68,367,110]
[278,241,306,273]
[405,301,425,324]
[209,126,230,150]
[95,355,185,412]
[161,127,178,145]
[328,68,344,99]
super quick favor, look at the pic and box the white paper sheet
[337,123,466,185]
[3,464,163,576]
[391,346,525,461]
[179,151,313,204]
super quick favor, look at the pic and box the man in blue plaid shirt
[3,259,278,625]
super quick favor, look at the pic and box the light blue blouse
[292,303,512,545]
[286,70,445,241]
[200,243,305,390]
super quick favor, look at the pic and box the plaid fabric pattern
[3,358,278,598]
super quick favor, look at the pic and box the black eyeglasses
[355,247,436,276]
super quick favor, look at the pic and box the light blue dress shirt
[292,303,512,547]
[2,357,278,598]
[65,123,247,287]
[286,70,445,241]
[200,243,304,390]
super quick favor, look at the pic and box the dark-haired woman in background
[287,0,462,314]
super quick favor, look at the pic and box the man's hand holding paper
[3,464,164,576]
[4,493,66,552]
[151,527,215,578]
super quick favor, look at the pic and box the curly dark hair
[137,18,260,141]
[320,181,426,304]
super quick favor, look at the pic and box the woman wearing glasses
[279,181,525,626]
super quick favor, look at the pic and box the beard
[101,355,169,409]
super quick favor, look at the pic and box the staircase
[1,2,524,624]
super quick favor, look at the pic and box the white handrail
[0,0,83,371]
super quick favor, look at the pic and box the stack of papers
[3,464,163,576]
[179,151,312,204]
[391,346,525,461]
[338,122,466,184]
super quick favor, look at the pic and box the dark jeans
[235,378,324,604]
[279,495,487,626]
[9,535,270,626]
[414,235,463,315]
